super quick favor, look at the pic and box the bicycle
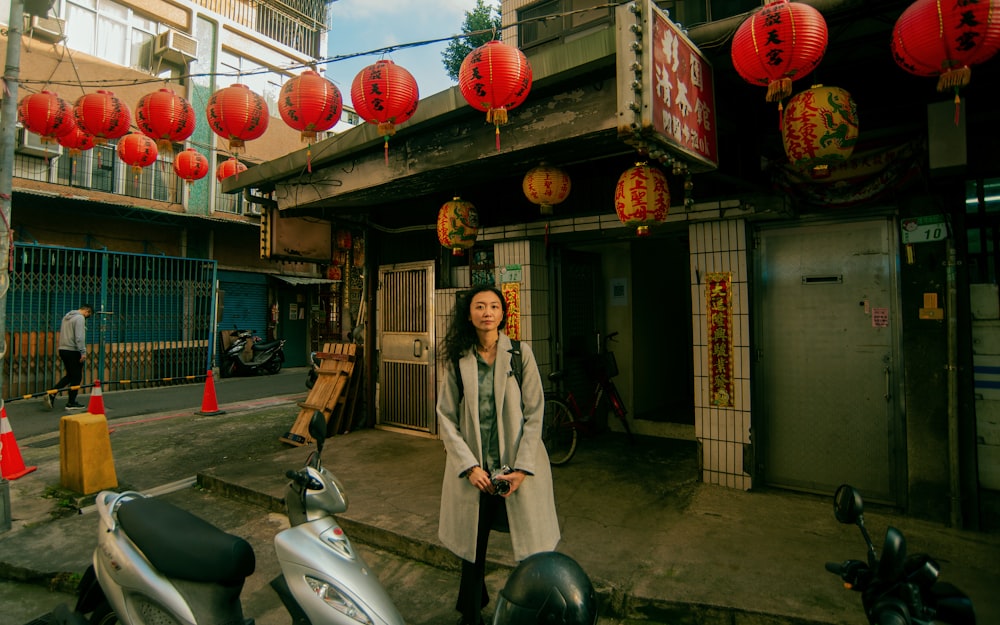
[542,331,633,465]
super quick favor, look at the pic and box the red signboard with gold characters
[501,282,521,341]
[706,272,734,407]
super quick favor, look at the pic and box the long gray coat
[437,334,560,562]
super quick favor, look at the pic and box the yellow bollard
[60,412,118,494]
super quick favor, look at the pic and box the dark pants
[456,492,507,624]
[56,349,84,403]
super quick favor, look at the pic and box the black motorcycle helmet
[492,552,597,625]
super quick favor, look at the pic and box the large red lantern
[206,84,270,152]
[135,88,196,154]
[351,60,419,163]
[173,148,210,184]
[437,197,479,256]
[730,0,828,103]
[522,163,571,215]
[458,40,532,150]
[216,157,248,182]
[74,90,132,145]
[279,70,343,172]
[892,0,1000,123]
[614,163,670,237]
[117,133,158,185]
[17,90,75,143]
[57,124,96,156]
[781,84,858,177]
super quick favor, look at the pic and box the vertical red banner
[501,282,521,340]
[706,272,733,407]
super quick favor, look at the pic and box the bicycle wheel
[543,399,577,465]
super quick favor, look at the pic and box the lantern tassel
[384,137,389,166]
[953,90,961,126]
[495,126,501,151]
[307,146,312,174]
[937,66,970,91]
[766,78,792,103]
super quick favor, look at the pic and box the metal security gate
[3,243,217,399]
[376,261,435,434]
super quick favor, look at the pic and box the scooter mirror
[308,410,327,453]
[833,484,864,525]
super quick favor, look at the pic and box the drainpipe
[946,239,963,529]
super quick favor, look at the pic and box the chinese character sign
[706,272,733,407]
[501,282,521,340]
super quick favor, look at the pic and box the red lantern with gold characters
[17,90,75,143]
[730,0,828,103]
[437,196,479,256]
[892,0,1000,123]
[781,84,858,176]
[216,157,248,182]
[351,60,419,163]
[459,40,532,150]
[74,90,132,145]
[206,84,269,152]
[522,163,571,215]
[614,163,670,237]
[173,148,210,184]
[135,88,196,154]
[117,133,158,185]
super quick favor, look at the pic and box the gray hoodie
[58,310,88,353]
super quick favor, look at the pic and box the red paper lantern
[458,40,532,150]
[730,0,828,103]
[173,148,210,183]
[117,132,159,184]
[437,196,479,256]
[614,163,670,237]
[74,90,132,145]
[57,124,96,156]
[279,70,343,142]
[135,88,196,154]
[206,84,270,152]
[216,157,248,182]
[522,163,571,215]
[781,84,858,176]
[350,60,419,162]
[892,0,1000,120]
[17,90,75,143]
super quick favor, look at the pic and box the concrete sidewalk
[2,397,999,625]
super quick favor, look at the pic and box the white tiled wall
[689,220,752,490]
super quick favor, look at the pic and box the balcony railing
[195,0,328,57]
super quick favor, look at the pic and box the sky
[325,0,489,101]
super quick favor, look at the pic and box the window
[519,0,612,48]
[61,0,159,69]
[55,140,179,201]
[219,51,288,118]
[965,177,1000,284]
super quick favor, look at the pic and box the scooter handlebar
[285,469,323,491]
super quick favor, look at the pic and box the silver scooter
[53,411,405,625]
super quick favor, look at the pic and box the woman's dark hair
[442,284,507,364]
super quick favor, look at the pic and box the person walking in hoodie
[45,304,94,410]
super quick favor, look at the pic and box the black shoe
[65,401,85,410]
[43,393,54,410]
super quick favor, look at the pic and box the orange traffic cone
[196,369,225,416]
[87,380,106,415]
[1,405,37,480]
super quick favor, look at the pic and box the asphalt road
[3,366,312,439]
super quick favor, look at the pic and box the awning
[272,276,340,285]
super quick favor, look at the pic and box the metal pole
[0,0,25,533]
[946,238,963,529]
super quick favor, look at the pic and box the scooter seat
[117,497,256,584]
[251,339,284,352]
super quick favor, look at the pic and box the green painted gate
[2,243,217,399]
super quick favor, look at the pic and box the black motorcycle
[219,328,286,378]
[827,484,976,625]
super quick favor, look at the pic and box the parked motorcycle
[826,484,976,625]
[220,328,285,378]
[53,411,406,625]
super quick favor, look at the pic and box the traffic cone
[196,369,225,416]
[87,380,106,416]
[1,406,37,480]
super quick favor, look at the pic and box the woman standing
[437,284,560,625]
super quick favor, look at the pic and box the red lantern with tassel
[173,148,210,183]
[217,157,248,182]
[278,70,343,172]
[522,163,571,215]
[730,0,828,104]
[74,90,132,145]
[57,124,96,156]
[117,132,159,185]
[351,60,419,164]
[437,197,479,256]
[458,40,532,150]
[892,0,1000,124]
[206,84,270,152]
[17,90,75,143]
[135,88,196,155]
[614,163,670,237]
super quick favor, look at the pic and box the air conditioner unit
[154,29,198,64]
[16,125,62,158]
[29,15,66,42]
